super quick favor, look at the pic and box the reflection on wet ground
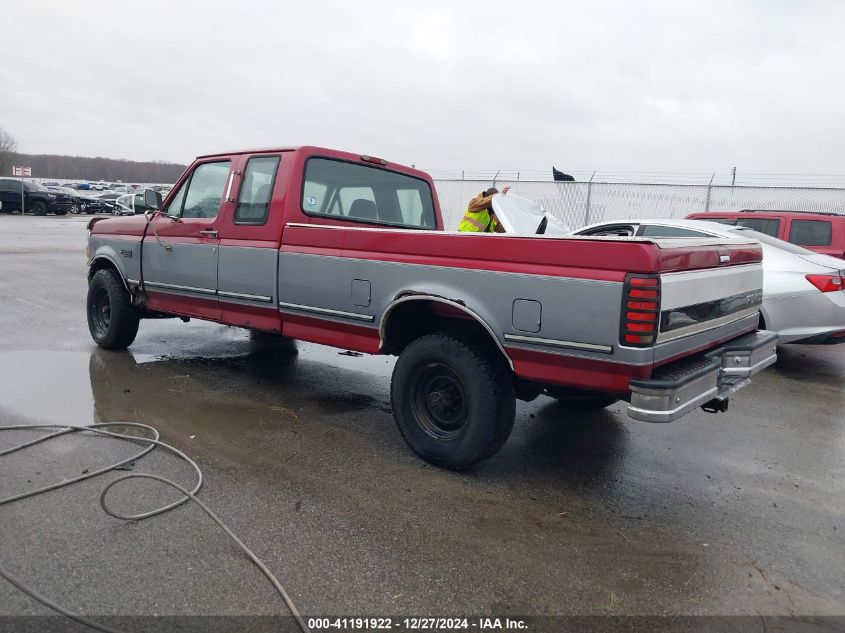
[0,324,843,615]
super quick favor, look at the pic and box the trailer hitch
[701,397,729,414]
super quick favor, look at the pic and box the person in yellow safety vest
[458,185,511,233]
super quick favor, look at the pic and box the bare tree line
[0,127,17,178]
[8,152,187,184]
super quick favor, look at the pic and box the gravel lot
[0,216,843,626]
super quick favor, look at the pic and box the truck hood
[492,194,571,235]
[88,214,148,236]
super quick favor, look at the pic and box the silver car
[570,219,845,345]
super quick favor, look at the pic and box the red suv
[686,210,845,259]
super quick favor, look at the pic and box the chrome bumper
[627,330,778,423]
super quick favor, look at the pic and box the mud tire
[87,268,140,349]
[391,332,515,470]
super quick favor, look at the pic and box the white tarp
[492,193,571,235]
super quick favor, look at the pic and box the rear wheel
[391,333,515,469]
[86,269,140,349]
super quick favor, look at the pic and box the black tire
[32,201,48,216]
[69,203,81,214]
[391,332,516,470]
[86,268,140,349]
[545,386,619,411]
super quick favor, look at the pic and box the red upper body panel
[89,146,762,278]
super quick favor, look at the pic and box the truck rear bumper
[627,330,778,423]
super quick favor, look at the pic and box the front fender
[87,237,141,286]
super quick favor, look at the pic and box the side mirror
[144,189,162,211]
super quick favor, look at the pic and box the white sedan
[570,219,845,345]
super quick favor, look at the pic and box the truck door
[216,154,284,332]
[141,158,234,321]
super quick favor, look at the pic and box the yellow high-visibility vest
[458,208,498,232]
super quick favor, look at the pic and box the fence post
[704,173,715,211]
[584,171,596,225]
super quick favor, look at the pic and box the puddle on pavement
[0,351,96,426]
[0,332,395,464]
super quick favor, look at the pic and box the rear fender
[379,293,514,370]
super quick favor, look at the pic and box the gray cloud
[1,0,843,174]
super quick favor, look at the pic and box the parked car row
[0,178,76,215]
[0,178,165,216]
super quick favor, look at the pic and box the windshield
[728,227,817,255]
[25,181,50,192]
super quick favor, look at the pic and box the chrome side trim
[126,279,140,286]
[278,301,374,322]
[503,333,613,354]
[144,280,217,296]
[218,290,273,303]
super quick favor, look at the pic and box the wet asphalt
[0,215,843,619]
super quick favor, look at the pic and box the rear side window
[734,218,780,237]
[789,220,832,246]
[640,225,708,237]
[302,158,436,229]
[235,156,280,225]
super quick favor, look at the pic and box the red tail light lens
[629,277,659,287]
[627,300,658,310]
[620,274,661,347]
[629,289,658,298]
[805,274,844,293]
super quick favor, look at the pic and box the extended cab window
[734,217,780,237]
[168,161,231,219]
[789,219,832,246]
[302,158,436,229]
[235,156,280,225]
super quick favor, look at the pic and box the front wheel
[32,201,48,216]
[86,269,140,349]
[70,203,81,214]
[391,333,515,470]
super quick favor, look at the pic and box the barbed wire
[421,169,845,188]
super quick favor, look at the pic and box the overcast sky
[1,0,843,175]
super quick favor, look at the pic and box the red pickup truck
[86,146,777,469]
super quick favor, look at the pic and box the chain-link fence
[432,179,845,231]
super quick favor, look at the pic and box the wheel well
[380,297,512,369]
[88,257,121,281]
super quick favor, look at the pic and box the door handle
[199,229,218,238]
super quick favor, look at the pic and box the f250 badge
[120,249,133,259]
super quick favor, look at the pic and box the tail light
[620,274,661,347]
[805,274,844,293]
